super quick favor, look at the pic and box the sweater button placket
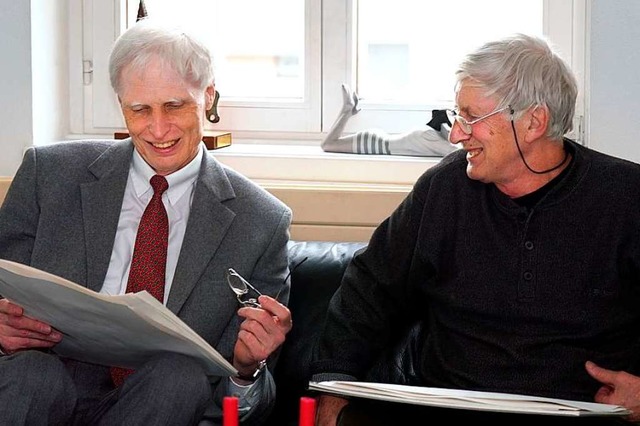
[518,213,535,300]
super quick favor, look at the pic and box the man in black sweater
[311,33,640,425]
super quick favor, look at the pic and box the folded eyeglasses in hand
[226,268,263,308]
[226,258,308,309]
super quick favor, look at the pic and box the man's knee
[117,353,211,420]
[2,350,71,390]
[140,353,211,396]
[0,351,75,424]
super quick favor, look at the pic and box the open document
[0,259,236,378]
[309,381,631,417]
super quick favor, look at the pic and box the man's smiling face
[119,55,213,176]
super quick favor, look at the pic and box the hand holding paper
[0,298,62,353]
[586,361,640,422]
[0,259,236,377]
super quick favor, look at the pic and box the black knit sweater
[312,139,640,402]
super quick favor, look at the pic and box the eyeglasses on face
[446,105,512,135]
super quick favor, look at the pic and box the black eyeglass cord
[510,116,569,175]
[274,256,308,301]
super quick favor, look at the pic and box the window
[356,1,542,104]
[75,0,585,143]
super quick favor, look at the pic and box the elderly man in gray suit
[0,18,292,425]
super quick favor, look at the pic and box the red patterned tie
[111,174,169,387]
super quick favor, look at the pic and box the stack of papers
[308,381,630,417]
[0,259,236,377]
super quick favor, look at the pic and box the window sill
[212,143,441,188]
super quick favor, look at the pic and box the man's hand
[316,394,349,426]
[232,295,292,381]
[0,299,62,353]
[586,360,640,422]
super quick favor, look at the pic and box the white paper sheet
[308,381,631,417]
[0,259,236,377]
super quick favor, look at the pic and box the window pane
[139,0,305,101]
[356,0,543,105]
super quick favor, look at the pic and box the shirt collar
[130,143,204,205]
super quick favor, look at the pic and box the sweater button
[524,241,534,250]
[523,271,533,280]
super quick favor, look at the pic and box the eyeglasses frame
[226,256,308,309]
[226,268,263,308]
[447,105,512,135]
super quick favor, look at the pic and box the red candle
[223,396,239,426]
[299,396,317,426]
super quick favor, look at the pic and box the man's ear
[204,85,214,109]
[525,105,549,142]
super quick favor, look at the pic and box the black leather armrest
[266,240,366,425]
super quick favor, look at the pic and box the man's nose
[448,120,470,145]
[148,111,171,138]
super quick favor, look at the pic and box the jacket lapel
[81,141,133,292]
[166,153,236,314]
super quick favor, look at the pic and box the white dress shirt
[100,146,201,302]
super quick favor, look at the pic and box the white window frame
[69,0,586,185]
[75,0,322,136]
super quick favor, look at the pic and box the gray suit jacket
[0,139,292,424]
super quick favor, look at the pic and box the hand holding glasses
[226,257,308,309]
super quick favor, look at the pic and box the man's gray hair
[109,18,215,95]
[455,33,577,140]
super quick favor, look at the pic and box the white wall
[0,0,68,177]
[0,0,638,177]
[587,1,640,164]
[0,0,33,176]
[31,0,69,150]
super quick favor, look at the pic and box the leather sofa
[265,240,367,425]
[265,240,422,426]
